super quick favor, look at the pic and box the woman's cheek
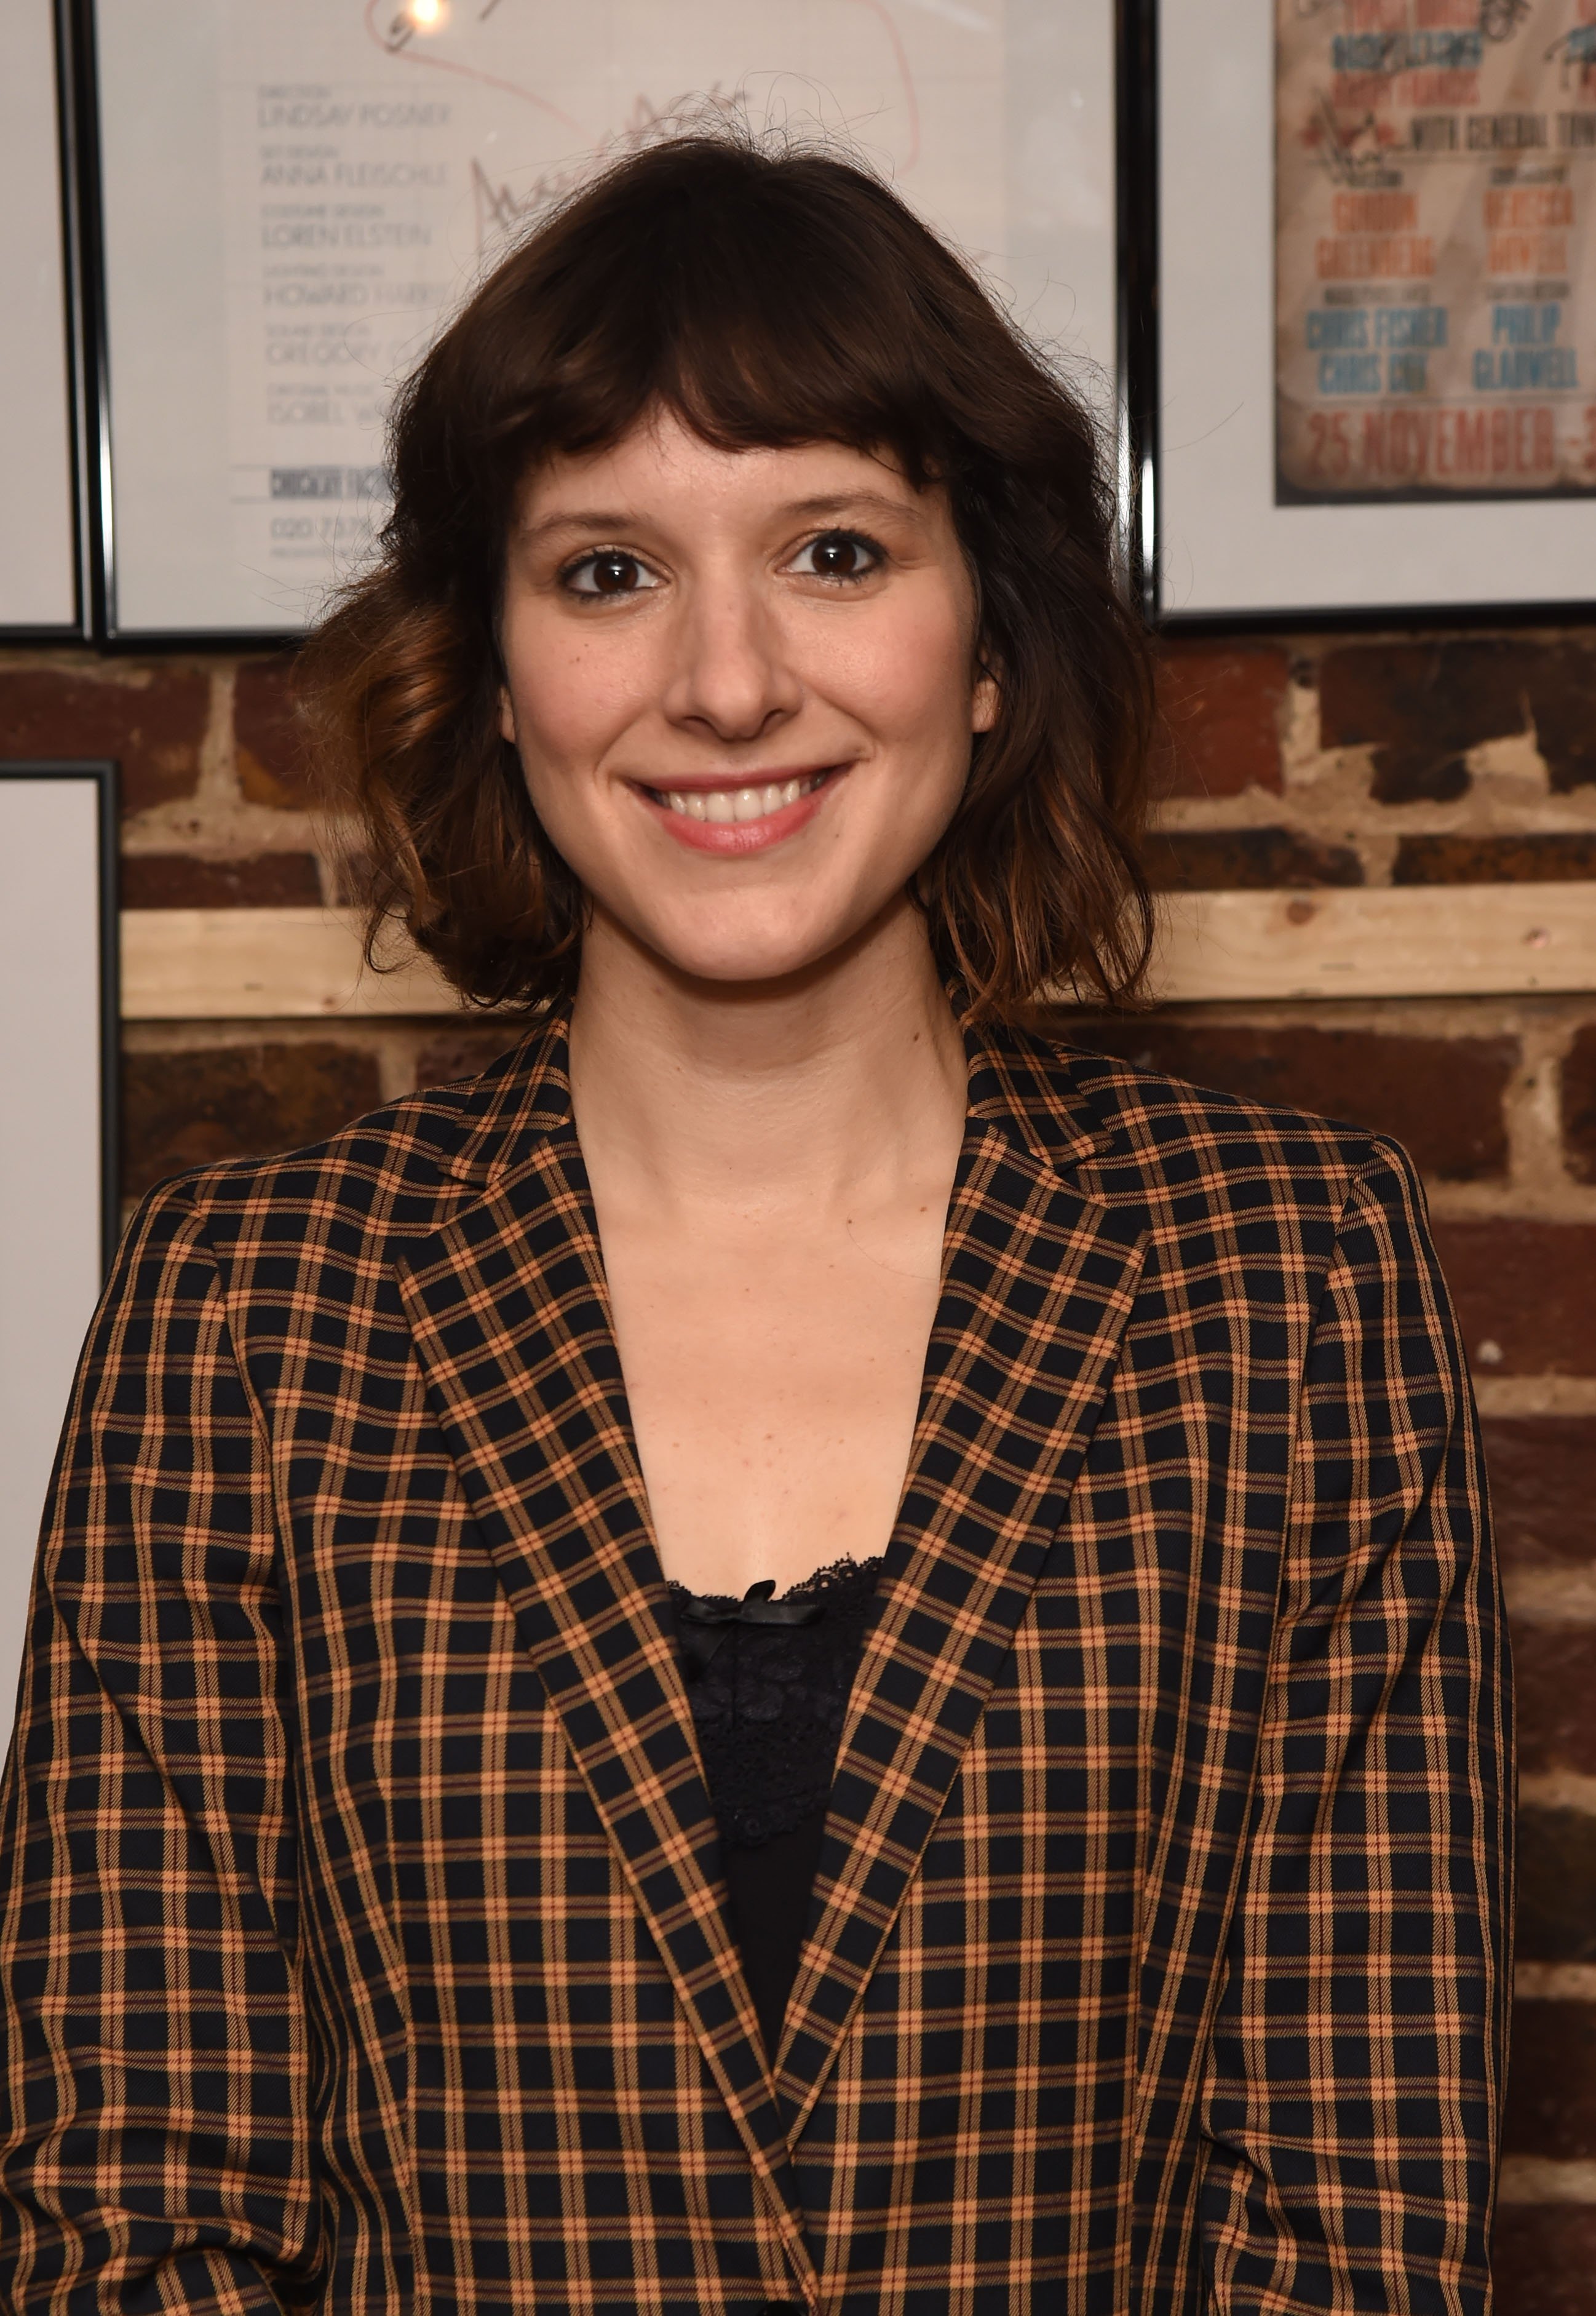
[828,600,971,740]
[508,642,623,771]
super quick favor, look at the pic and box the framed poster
[89,0,1121,643]
[1151,0,1596,619]
[0,0,85,637]
[0,764,119,1749]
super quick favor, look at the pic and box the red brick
[1517,1805,1596,1963]
[1518,637,1596,795]
[1427,1219,1596,1374]
[1069,1021,1513,1182]
[1506,2000,1596,2160]
[122,1042,383,1199]
[1563,1025,1596,1187]
[413,1027,525,1091]
[1320,637,1596,800]
[1512,1631,1596,1783]
[1319,642,1480,802]
[234,653,312,810]
[1144,827,1363,891]
[0,663,207,815]
[121,853,324,909]
[1494,2206,1596,2316]
[1483,1420,1596,1568]
[1154,643,1290,798]
[1395,833,1596,884]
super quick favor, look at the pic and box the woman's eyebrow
[781,491,921,524]
[515,510,641,547]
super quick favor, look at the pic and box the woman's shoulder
[127,1030,546,1251]
[1002,1022,1419,1220]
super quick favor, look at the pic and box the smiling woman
[0,133,1509,2316]
[492,420,999,998]
[301,131,1153,1017]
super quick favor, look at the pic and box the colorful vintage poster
[1277,0,1596,500]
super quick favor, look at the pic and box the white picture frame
[0,764,118,1751]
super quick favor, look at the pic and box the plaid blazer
[0,1012,1510,2316]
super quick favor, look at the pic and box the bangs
[464,141,978,507]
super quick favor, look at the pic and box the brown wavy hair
[301,132,1155,1019]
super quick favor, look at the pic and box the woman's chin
[647,937,855,993]
[589,895,897,995]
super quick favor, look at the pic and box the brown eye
[592,553,641,593]
[792,530,881,581]
[565,550,659,597]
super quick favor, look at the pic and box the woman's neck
[566,901,969,1226]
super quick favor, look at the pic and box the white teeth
[656,773,824,822]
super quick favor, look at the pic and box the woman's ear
[498,686,517,747]
[971,659,1001,734]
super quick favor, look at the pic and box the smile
[657,773,825,824]
[637,768,840,855]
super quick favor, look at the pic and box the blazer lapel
[776,1084,1148,2136]
[392,1061,816,2285]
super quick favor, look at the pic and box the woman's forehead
[518,413,921,525]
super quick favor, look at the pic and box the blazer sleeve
[1198,1142,1513,2316]
[0,1182,319,2314]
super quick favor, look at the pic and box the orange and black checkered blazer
[0,1013,1511,2315]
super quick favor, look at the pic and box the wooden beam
[119,886,1596,1021]
[1153,883,1596,1003]
[122,909,458,1020]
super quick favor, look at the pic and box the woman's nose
[663,579,803,742]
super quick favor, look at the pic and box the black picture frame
[0,758,118,1750]
[61,0,112,650]
[1117,0,1159,627]
[0,758,121,1268]
[68,0,1125,652]
[0,0,95,644]
[62,0,298,653]
[1122,0,1596,632]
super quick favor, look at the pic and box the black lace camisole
[666,1557,883,2063]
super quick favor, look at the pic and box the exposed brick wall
[6,632,1596,2306]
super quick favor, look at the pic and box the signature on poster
[470,89,748,248]
[362,0,922,172]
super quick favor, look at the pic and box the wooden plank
[1153,883,1596,1002]
[120,886,1596,1021]
[121,908,459,1020]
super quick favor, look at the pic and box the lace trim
[667,1556,884,1848]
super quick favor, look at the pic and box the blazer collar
[420,1002,1119,1193]
[394,1007,1143,2255]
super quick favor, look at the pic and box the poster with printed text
[1277,0,1596,501]
[95,0,1118,633]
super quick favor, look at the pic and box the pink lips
[637,770,840,856]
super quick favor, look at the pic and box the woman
[0,137,1508,2314]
